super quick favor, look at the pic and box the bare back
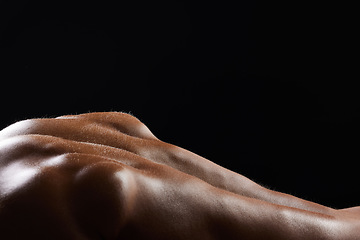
[0,112,359,239]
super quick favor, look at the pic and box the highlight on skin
[0,112,359,240]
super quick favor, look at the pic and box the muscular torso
[0,113,232,239]
[0,112,359,239]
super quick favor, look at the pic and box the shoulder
[0,112,144,239]
[0,112,157,142]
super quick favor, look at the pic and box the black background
[0,0,359,208]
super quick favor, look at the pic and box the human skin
[0,112,359,239]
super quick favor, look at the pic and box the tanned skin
[0,112,359,239]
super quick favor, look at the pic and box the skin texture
[0,112,359,239]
